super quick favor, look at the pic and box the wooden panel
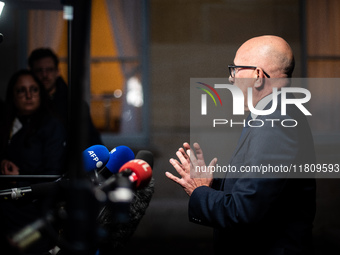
[306,0,340,132]
[307,59,340,77]
[307,0,340,56]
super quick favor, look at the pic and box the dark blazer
[188,94,316,255]
[2,114,67,176]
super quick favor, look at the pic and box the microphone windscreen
[82,145,110,172]
[135,150,154,169]
[106,146,135,174]
[119,159,152,188]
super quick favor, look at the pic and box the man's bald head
[234,35,295,78]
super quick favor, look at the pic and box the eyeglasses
[15,86,40,98]
[228,65,270,78]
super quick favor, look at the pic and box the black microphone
[0,181,68,201]
[135,150,154,169]
[0,187,32,200]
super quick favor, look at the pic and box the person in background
[0,69,67,254]
[28,48,103,149]
[0,69,66,176]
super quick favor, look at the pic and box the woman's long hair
[0,69,53,150]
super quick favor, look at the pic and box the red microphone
[118,159,152,188]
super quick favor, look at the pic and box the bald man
[166,36,316,255]
[230,36,295,112]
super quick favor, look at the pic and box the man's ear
[254,68,265,89]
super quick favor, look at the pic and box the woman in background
[0,69,66,176]
[0,69,67,255]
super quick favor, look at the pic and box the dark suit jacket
[188,94,316,255]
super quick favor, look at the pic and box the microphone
[0,181,67,200]
[82,144,110,172]
[0,186,33,200]
[95,157,153,230]
[96,151,154,253]
[95,152,153,199]
[135,150,154,168]
[118,159,152,189]
[97,146,135,180]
